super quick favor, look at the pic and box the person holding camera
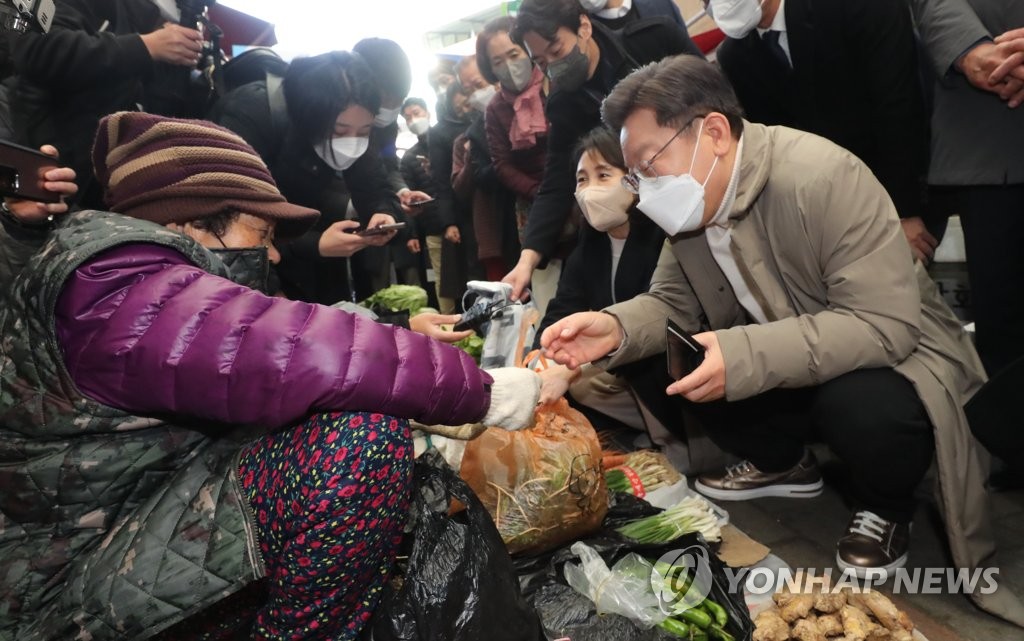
[8,0,203,209]
[540,57,1022,624]
[212,51,405,305]
[0,111,542,641]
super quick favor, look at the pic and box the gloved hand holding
[481,367,541,431]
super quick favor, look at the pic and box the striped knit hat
[92,111,319,238]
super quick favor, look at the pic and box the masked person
[476,18,551,300]
[0,111,543,641]
[451,53,521,285]
[501,0,703,311]
[709,0,935,264]
[352,38,432,296]
[581,0,688,30]
[540,57,1022,625]
[211,51,401,305]
[535,127,714,470]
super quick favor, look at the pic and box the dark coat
[9,0,191,208]
[716,0,928,218]
[536,214,664,347]
[399,137,444,236]
[211,79,401,304]
[427,114,471,230]
[522,19,703,263]
[591,0,687,30]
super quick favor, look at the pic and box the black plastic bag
[514,492,753,641]
[371,452,544,641]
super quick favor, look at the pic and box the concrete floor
[719,446,1024,641]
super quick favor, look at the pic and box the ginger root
[841,604,873,641]
[817,613,844,637]
[814,590,848,614]
[754,609,791,641]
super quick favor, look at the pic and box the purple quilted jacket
[54,244,493,428]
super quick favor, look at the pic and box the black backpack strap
[266,72,288,136]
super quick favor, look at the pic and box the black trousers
[957,185,1024,377]
[684,368,935,523]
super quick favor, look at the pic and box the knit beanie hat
[92,111,319,238]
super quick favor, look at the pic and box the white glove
[481,367,541,431]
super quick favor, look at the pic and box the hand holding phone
[355,222,406,236]
[0,141,62,204]
[666,318,706,381]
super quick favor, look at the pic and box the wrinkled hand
[399,189,432,215]
[901,216,939,265]
[666,331,726,403]
[408,313,473,343]
[538,364,578,405]
[990,28,1024,102]
[318,220,369,257]
[362,213,398,246]
[141,23,203,67]
[5,145,76,223]
[541,311,624,370]
[444,224,461,244]
[958,40,1024,107]
[407,238,421,253]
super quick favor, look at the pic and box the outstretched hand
[541,311,624,370]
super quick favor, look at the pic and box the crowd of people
[0,0,1023,639]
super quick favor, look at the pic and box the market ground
[721,445,1024,641]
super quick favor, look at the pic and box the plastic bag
[371,452,543,641]
[460,398,609,555]
[563,542,667,627]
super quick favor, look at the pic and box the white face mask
[314,136,369,172]
[579,0,609,11]
[636,120,719,236]
[575,184,634,232]
[707,0,765,39]
[374,106,402,128]
[408,117,430,136]
[468,85,497,112]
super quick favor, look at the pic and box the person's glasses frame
[621,114,707,195]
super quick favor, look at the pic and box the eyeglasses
[621,115,705,195]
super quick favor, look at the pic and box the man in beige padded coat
[541,56,1024,625]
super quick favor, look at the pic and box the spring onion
[616,495,722,543]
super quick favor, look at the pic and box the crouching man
[541,56,1024,624]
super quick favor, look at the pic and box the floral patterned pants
[238,411,413,641]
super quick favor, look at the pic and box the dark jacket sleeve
[429,124,459,228]
[850,0,928,218]
[209,82,282,174]
[54,244,493,429]
[534,237,592,348]
[520,93,588,260]
[485,98,541,200]
[11,0,155,92]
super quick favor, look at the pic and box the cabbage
[360,285,429,314]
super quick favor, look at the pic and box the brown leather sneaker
[694,449,823,500]
[836,510,910,578]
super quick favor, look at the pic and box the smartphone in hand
[0,140,61,204]
[667,318,706,380]
[355,222,406,236]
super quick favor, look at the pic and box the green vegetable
[707,623,734,641]
[702,599,729,628]
[656,617,691,638]
[360,285,428,314]
[675,605,712,630]
[453,334,484,362]
[615,495,722,544]
[604,450,683,495]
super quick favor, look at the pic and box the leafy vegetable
[360,285,429,314]
[604,450,683,496]
[454,334,484,362]
[616,495,722,543]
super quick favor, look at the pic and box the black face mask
[210,247,274,295]
[547,41,591,94]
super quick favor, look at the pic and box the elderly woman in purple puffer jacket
[0,112,540,641]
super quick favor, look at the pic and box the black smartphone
[0,140,61,204]
[409,197,435,207]
[356,222,407,236]
[667,318,706,380]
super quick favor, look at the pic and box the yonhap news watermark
[651,546,1002,614]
